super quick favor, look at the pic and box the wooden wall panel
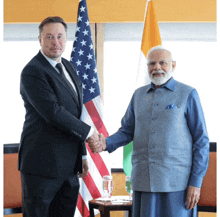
[4,0,216,23]
[89,23,104,96]
[96,23,104,96]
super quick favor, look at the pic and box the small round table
[89,197,132,217]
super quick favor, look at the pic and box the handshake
[86,131,106,154]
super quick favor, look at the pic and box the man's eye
[47,36,53,39]
[149,62,155,66]
[160,61,167,66]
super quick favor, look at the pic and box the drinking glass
[125,176,133,200]
[103,175,113,198]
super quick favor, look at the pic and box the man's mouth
[152,72,165,77]
[51,48,60,52]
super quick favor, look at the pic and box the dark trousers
[21,172,80,217]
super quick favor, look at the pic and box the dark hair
[38,16,68,35]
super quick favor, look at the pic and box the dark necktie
[56,63,78,100]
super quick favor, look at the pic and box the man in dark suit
[19,16,99,217]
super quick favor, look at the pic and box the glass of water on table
[125,176,133,200]
[103,175,113,198]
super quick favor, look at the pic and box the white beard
[149,67,173,86]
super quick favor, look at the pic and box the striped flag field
[70,0,111,216]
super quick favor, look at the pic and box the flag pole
[123,0,162,192]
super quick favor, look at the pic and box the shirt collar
[147,77,175,92]
[40,50,62,68]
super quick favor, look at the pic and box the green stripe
[123,141,133,176]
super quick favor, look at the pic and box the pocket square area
[165,104,177,109]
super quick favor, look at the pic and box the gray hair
[146,45,174,63]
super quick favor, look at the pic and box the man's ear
[38,36,42,45]
[172,61,176,71]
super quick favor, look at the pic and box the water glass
[103,175,113,198]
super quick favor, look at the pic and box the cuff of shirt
[188,175,203,188]
[105,138,115,153]
[86,127,95,139]
[82,155,87,160]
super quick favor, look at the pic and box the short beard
[149,67,173,86]
[50,55,62,61]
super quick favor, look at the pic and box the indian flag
[123,0,162,177]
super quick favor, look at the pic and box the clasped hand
[86,131,106,154]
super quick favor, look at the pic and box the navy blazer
[19,51,91,178]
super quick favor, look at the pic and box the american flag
[70,0,111,216]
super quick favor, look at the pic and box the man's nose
[52,38,59,45]
[154,62,161,70]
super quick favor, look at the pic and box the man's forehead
[42,23,66,34]
[149,49,171,60]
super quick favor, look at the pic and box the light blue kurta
[105,78,209,216]
[106,77,209,191]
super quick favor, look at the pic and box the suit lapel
[36,52,81,108]
[62,59,83,112]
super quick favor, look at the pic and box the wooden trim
[210,142,216,152]
[90,23,95,49]
[4,0,216,23]
[96,23,104,96]
[4,207,22,215]
[111,168,124,173]
[197,205,216,212]
[90,23,104,96]
[4,143,19,154]
[3,142,216,154]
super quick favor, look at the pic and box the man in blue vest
[88,46,209,217]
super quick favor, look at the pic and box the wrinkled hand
[88,133,106,154]
[98,134,107,151]
[186,185,201,210]
[86,131,99,143]
[79,159,89,178]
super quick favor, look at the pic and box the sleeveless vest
[131,80,194,192]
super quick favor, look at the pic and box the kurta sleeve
[185,89,209,188]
